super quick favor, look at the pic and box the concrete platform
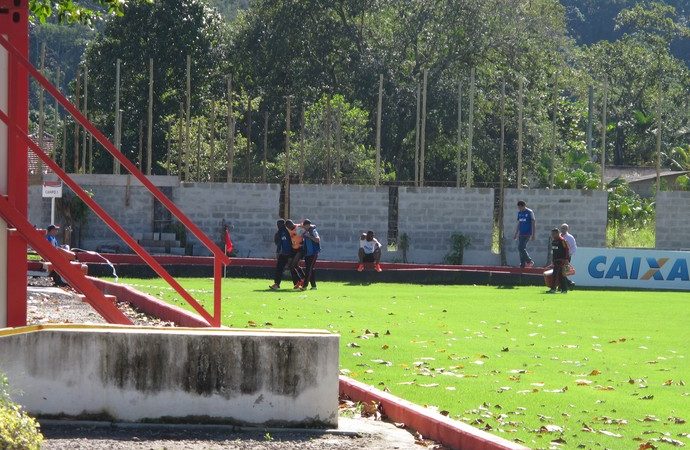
[0,325,339,427]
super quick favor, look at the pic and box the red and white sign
[42,181,62,198]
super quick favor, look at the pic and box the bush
[0,374,43,450]
[445,233,471,265]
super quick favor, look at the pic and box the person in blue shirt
[45,225,68,287]
[46,224,60,247]
[298,219,320,290]
[269,219,299,290]
[513,200,536,268]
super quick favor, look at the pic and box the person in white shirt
[560,223,577,288]
[357,230,382,272]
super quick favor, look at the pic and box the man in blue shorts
[513,200,535,268]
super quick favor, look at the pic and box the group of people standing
[513,200,577,294]
[270,219,321,291]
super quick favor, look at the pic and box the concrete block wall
[656,191,690,250]
[174,183,281,257]
[289,185,389,262]
[0,326,339,426]
[397,187,497,264]
[502,189,608,267]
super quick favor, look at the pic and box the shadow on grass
[496,285,517,289]
[344,281,375,287]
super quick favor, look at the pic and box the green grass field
[123,277,690,449]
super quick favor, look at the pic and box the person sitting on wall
[357,230,383,272]
[45,225,69,287]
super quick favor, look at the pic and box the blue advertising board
[571,247,690,291]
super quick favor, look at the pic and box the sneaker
[310,286,317,290]
[356,264,364,272]
[269,284,280,291]
[546,289,557,294]
[374,264,383,272]
[293,282,304,290]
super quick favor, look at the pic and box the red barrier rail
[0,35,227,326]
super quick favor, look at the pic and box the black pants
[552,260,567,291]
[304,254,318,287]
[273,254,291,286]
[287,250,305,285]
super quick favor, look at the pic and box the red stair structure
[0,5,229,327]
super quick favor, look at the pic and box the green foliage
[29,0,130,25]
[676,174,690,191]
[0,374,44,450]
[83,0,229,175]
[606,178,655,246]
[444,233,471,265]
[606,222,655,248]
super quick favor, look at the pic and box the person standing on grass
[514,200,536,268]
[285,219,306,289]
[560,223,577,289]
[357,230,382,272]
[298,219,320,290]
[269,219,295,290]
[547,228,570,294]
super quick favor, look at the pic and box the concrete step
[169,247,186,256]
[155,233,177,241]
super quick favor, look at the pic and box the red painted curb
[87,277,211,328]
[74,252,545,275]
[339,376,529,450]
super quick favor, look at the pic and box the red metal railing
[0,35,228,327]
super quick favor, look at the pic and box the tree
[83,0,229,174]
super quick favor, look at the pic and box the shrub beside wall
[0,374,43,450]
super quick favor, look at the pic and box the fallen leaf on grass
[638,415,659,422]
[653,437,685,447]
[599,430,623,438]
[419,383,439,388]
[544,386,568,393]
[347,342,361,348]
[398,381,415,385]
[663,379,674,386]
[446,386,456,391]
[371,359,392,366]
[590,369,602,376]
[537,424,563,433]
[640,395,655,400]
[361,400,381,420]
[595,385,615,391]
[381,344,389,350]
[247,320,257,327]
[637,443,657,450]
[575,379,593,386]
[669,417,686,424]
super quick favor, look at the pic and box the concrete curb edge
[339,376,530,450]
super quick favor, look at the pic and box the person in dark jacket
[269,219,299,290]
[298,219,321,290]
[547,228,570,294]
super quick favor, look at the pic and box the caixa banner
[571,247,690,291]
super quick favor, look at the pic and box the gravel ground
[25,276,445,450]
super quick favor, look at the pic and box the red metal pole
[213,257,222,327]
[1,0,29,327]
